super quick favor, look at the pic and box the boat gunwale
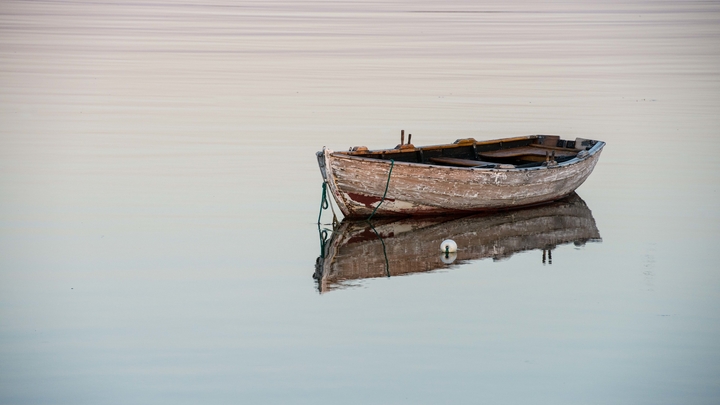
[328,139,605,173]
[341,134,540,156]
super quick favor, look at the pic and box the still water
[1,0,719,403]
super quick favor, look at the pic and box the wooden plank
[529,143,576,152]
[479,146,576,159]
[538,135,560,146]
[429,157,495,167]
[474,135,537,147]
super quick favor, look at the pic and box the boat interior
[342,133,598,169]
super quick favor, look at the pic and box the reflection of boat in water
[314,193,601,293]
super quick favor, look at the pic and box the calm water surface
[1,1,719,403]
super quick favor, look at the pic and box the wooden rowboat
[313,193,601,293]
[316,133,605,218]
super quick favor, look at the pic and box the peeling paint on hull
[317,138,604,219]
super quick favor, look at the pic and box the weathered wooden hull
[313,193,601,293]
[317,138,604,219]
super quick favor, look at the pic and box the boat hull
[318,142,604,219]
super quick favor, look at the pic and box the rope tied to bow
[367,159,394,221]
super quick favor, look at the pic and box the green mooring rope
[366,220,390,277]
[317,182,329,225]
[367,159,394,221]
[317,181,339,227]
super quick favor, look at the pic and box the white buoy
[440,239,457,253]
[440,252,457,264]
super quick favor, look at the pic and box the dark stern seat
[429,157,497,167]
[479,146,577,160]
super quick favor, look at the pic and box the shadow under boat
[314,192,601,293]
